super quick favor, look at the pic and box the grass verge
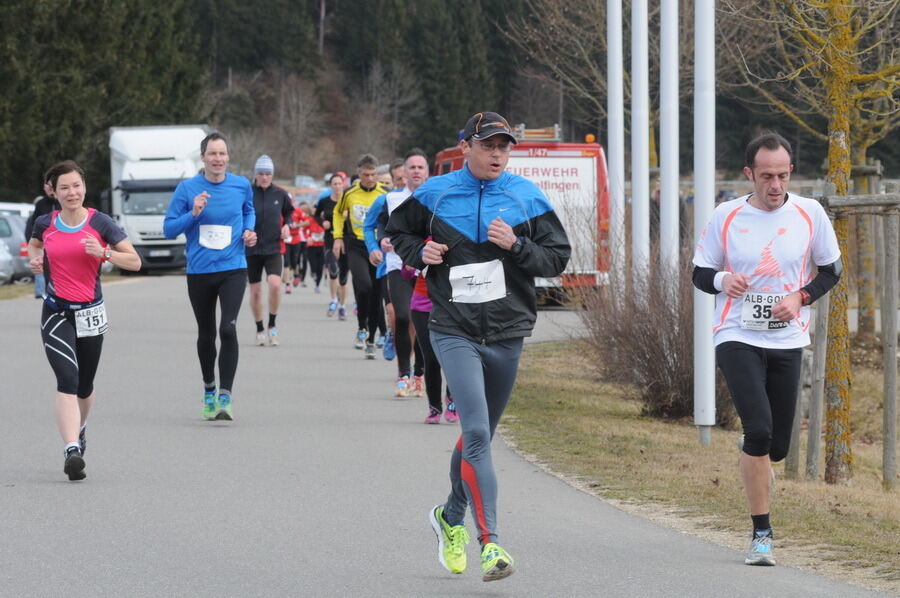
[0,271,131,300]
[503,341,900,594]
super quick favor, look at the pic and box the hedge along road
[0,274,889,598]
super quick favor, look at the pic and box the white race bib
[385,251,402,272]
[352,204,369,224]
[740,292,788,330]
[311,232,325,242]
[449,260,506,303]
[199,224,232,250]
[75,301,108,338]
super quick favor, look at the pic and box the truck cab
[104,125,212,270]
[434,124,610,295]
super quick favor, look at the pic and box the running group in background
[275,150,458,425]
[32,119,820,583]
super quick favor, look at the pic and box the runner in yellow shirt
[332,153,389,357]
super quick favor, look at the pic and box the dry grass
[569,245,738,426]
[0,271,132,300]
[503,341,900,593]
[0,280,36,300]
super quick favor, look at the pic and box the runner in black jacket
[387,112,570,582]
[246,155,292,346]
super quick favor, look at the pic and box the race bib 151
[75,301,108,338]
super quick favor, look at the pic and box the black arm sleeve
[313,201,325,225]
[24,209,38,241]
[281,190,294,221]
[802,258,842,303]
[692,266,720,295]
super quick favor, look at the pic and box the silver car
[0,241,13,284]
[0,213,30,281]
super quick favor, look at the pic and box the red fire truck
[433,124,610,297]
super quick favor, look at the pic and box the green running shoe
[215,393,233,421]
[429,505,469,574]
[202,391,218,420]
[481,542,515,582]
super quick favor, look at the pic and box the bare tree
[503,0,747,139]
[719,0,900,484]
[222,127,262,179]
[318,0,326,56]
[363,60,422,156]
[278,74,322,176]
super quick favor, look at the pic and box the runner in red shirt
[298,202,326,292]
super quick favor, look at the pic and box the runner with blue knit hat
[247,154,293,346]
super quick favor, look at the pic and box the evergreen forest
[1,0,897,202]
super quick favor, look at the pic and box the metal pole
[882,209,898,490]
[631,0,650,293]
[693,0,716,443]
[660,0,679,282]
[607,0,626,293]
[807,291,830,478]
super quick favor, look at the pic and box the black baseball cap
[462,112,517,144]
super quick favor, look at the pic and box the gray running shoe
[745,530,776,566]
[64,446,86,481]
[365,342,376,359]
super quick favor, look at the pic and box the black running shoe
[64,446,86,481]
[79,426,86,455]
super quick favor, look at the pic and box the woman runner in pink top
[28,161,141,481]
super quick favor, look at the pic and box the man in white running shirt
[692,131,841,567]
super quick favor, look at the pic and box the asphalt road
[0,275,890,597]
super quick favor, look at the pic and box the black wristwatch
[509,236,525,256]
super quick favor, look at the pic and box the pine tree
[0,1,205,198]
[406,0,467,156]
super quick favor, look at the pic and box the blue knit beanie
[255,155,274,174]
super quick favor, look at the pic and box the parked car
[0,241,13,284]
[293,175,318,189]
[716,188,738,203]
[0,201,34,218]
[0,213,31,281]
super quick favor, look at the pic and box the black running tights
[41,303,103,397]
[347,239,382,339]
[186,269,246,391]
[716,341,802,462]
[411,308,443,412]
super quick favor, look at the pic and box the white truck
[102,125,213,270]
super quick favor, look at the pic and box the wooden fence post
[785,363,803,479]
[883,202,898,491]
[807,295,829,479]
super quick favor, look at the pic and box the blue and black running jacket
[386,164,570,344]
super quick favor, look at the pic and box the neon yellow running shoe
[429,505,469,574]
[481,542,515,582]
[202,391,218,420]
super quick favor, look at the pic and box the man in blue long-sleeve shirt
[164,132,257,421]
